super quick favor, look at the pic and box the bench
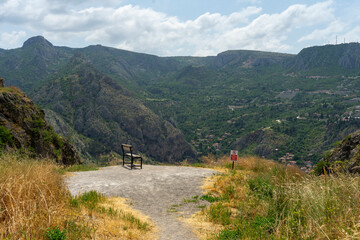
[121,144,143,169]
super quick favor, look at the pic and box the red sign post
[230,150,238,169]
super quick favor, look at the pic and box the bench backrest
[121,144,133,155]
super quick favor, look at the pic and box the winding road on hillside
[66,165,218,240]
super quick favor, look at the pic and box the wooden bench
[121,144,143,169]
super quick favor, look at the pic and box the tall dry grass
[0,153,157,240]
[272,173,360,239]
[0,154,69,239]
[195,155,360,239]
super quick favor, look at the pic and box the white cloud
[0,31,26,49]
[298,20,344,42]
[0,0,339,56]
[343,26,360,44]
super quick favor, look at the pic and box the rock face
[325,130,360,173]
[0,86,80,165]
[288,43,360,70]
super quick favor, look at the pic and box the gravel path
[66,165,218,240]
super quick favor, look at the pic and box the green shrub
[217,228,242,239]
[0,126,13,148]
[313,160,332,175]
[71,190,105,209]
[45,226,67,240]
[208,203,231,225]
[248,176,273,199]
[200,194,220,202]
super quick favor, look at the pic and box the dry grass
[91,197,157,240]
[0,154,70,239]
[183,211,223,240]
[0,153,157,239]
[271,173,360,239]
[191,155,360,239]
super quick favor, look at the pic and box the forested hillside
[1,36,360,165]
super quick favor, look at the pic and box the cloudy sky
[0,0,359,56]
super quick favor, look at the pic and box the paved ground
[65,165,218,240]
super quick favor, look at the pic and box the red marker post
[230,150,238,170]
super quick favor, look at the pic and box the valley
[1,36,360,166]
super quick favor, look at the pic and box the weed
[200,194,220,203]
[184,195,199,203]
[167,207,178,213]
[247,176,273,200]
[217,228,242,240]
[45,227,66,240]
[64,164,99,172]
[65,220,92,240]
[57,164,99,175]
[208,203,231,225]
[73,190,105,209]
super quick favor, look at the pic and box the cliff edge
[0,81,80,165]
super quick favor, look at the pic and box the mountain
[32,55,196,162]
[213,50,293,68]
[1,36,360,165]
[0,36,72,91]
[0,81,80,164]
[287,42,360,72]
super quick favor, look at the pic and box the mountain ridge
[2,36,360,164]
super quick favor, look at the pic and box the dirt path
[66,165,218,240]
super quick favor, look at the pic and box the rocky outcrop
[0,78,4,87]
[325,130,360,173]
[0,86,80,165]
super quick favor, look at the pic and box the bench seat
[121,144,143,169]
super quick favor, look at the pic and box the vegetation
[57,163,99,174]
[193,156,360,239]
[0,126,13,149]
[3,37,360,165]
[0,153,155,239]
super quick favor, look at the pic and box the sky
[0,0,359,56]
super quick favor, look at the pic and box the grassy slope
[191,156,360,239]
[0,153,156,240]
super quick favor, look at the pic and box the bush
[208,203,231,225]
[0,126,13,148]
[248,176,273,199]
[313,160,332,175]
[45,227,67,240]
